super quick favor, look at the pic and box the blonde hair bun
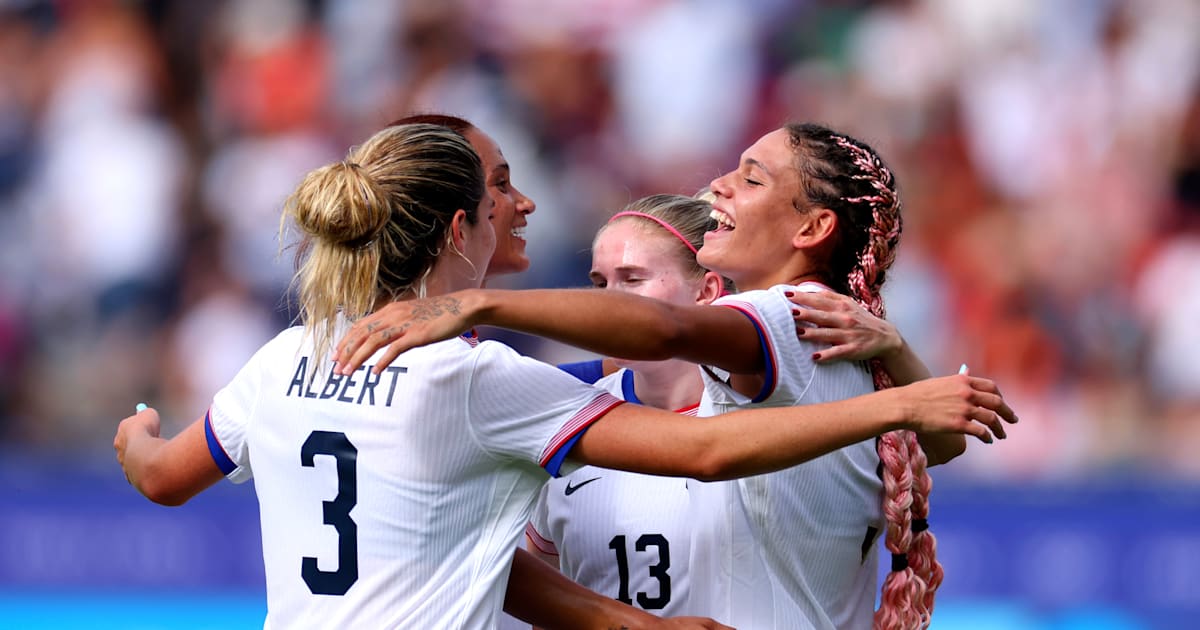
[290,160,391,249]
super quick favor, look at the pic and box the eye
[493,178,510,194]
[744,178,762,187]
[591,278,607,289]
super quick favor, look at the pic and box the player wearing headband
[527,195,725,618]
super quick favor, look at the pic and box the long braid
[835,133,939,630]
[788,123,937,629]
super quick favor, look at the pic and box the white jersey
[687,282,885,630]
[527,369,698,618]
[206,325,623,629]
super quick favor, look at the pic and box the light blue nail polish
[958,364,968,375]
[136,403,148,412]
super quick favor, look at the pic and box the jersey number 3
[301,430,359,596]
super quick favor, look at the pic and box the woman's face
[590,220,704,306]
[699,128,806,290]
[464,128,536,277]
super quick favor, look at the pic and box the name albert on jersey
[285,356,406,407]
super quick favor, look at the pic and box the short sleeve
[556,359,606,384]
[527,482,558,556]
[465,342,624,476]
[712,284,819,404]
[206,343,269,484]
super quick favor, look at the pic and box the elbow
[135,464,193,507]
[688,445,741,482]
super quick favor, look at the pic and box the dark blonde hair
[282,123,484,363]
[601,194,714,276]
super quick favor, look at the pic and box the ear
[792,208,838,251]
[695,271,725,305]
[448,209,469,252]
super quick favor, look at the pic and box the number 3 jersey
[206,325,623,629]
[527,368,698,618]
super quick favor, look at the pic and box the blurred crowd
[0,0,1196,480]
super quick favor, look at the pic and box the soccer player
[115,123,1013,628]
[526,194,725,619]
[333,123,980,629]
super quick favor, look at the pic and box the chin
[485,254,530,277]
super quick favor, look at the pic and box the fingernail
[783,291,794,297]
[796,328,805,335]
[958,363,969,375]
[135,403,147,413]
[812,353,821,361]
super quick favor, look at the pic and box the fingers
[967,406,1006,440]
[375,340,407,376]
[791,306,856,330]
[785,289,846,311]
[965,377,1018,424]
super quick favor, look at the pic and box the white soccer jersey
[527,369,698,619]
[687,282,885,630]
[205,325,623,629]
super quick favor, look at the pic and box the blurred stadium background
[0,0,1197,628]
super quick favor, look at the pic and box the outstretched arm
[787,290,966,465]
[572,373,1015,481]
[334,289,763,376]
[114,407,224,506]
[505,549,732,630]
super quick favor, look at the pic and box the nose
[513,185,536,215]
[709,172,731,198]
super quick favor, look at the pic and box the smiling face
[590,220,706,305]
[463,127,536,277]
[699,128,810,290]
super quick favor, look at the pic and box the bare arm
[788,290,966,465]
[114,408,224,506]
[504,548,731,630]
[573,374,1014,481]
[334,289,764,376]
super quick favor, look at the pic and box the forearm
[504,548,657,629]
[878,338,931,386]
[466,289,764,374]
[117,416,224,506]
[878,341,965,465]
[576,392,907,481]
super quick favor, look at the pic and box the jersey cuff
[540,393,624,477]
[204,410,238,475]
[525,522,559,556]
[718,302,777,402]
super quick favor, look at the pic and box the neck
[737,269,829,292]
[628,360,703,411]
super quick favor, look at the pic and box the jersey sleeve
[465,341,624,477]
[206,341,270,484]
[527,482,559,556]
[712,285,818,403]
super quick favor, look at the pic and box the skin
[464,127,537,278]
[588,219,723,411]
[332,126,967,464]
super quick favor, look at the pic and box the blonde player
[526,195,724,618]
[114,123,1013,629]
[334,123,984,629]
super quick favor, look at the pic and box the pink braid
[831,134,939,630]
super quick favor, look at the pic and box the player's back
[210,327,583,629]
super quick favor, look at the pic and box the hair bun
[291,160,392,248]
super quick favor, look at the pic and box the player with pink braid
[333,122,1014,629]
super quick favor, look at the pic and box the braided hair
[785,122,938,630]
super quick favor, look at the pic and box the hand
[890,374,1018,443]
[652,617,735,630]
[334,293,475,375]
[786,290,902,363]
[114,406,161,480]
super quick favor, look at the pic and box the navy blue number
[609,534,671,609]
[300,431,358,595]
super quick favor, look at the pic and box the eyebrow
[744,158,771,176]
